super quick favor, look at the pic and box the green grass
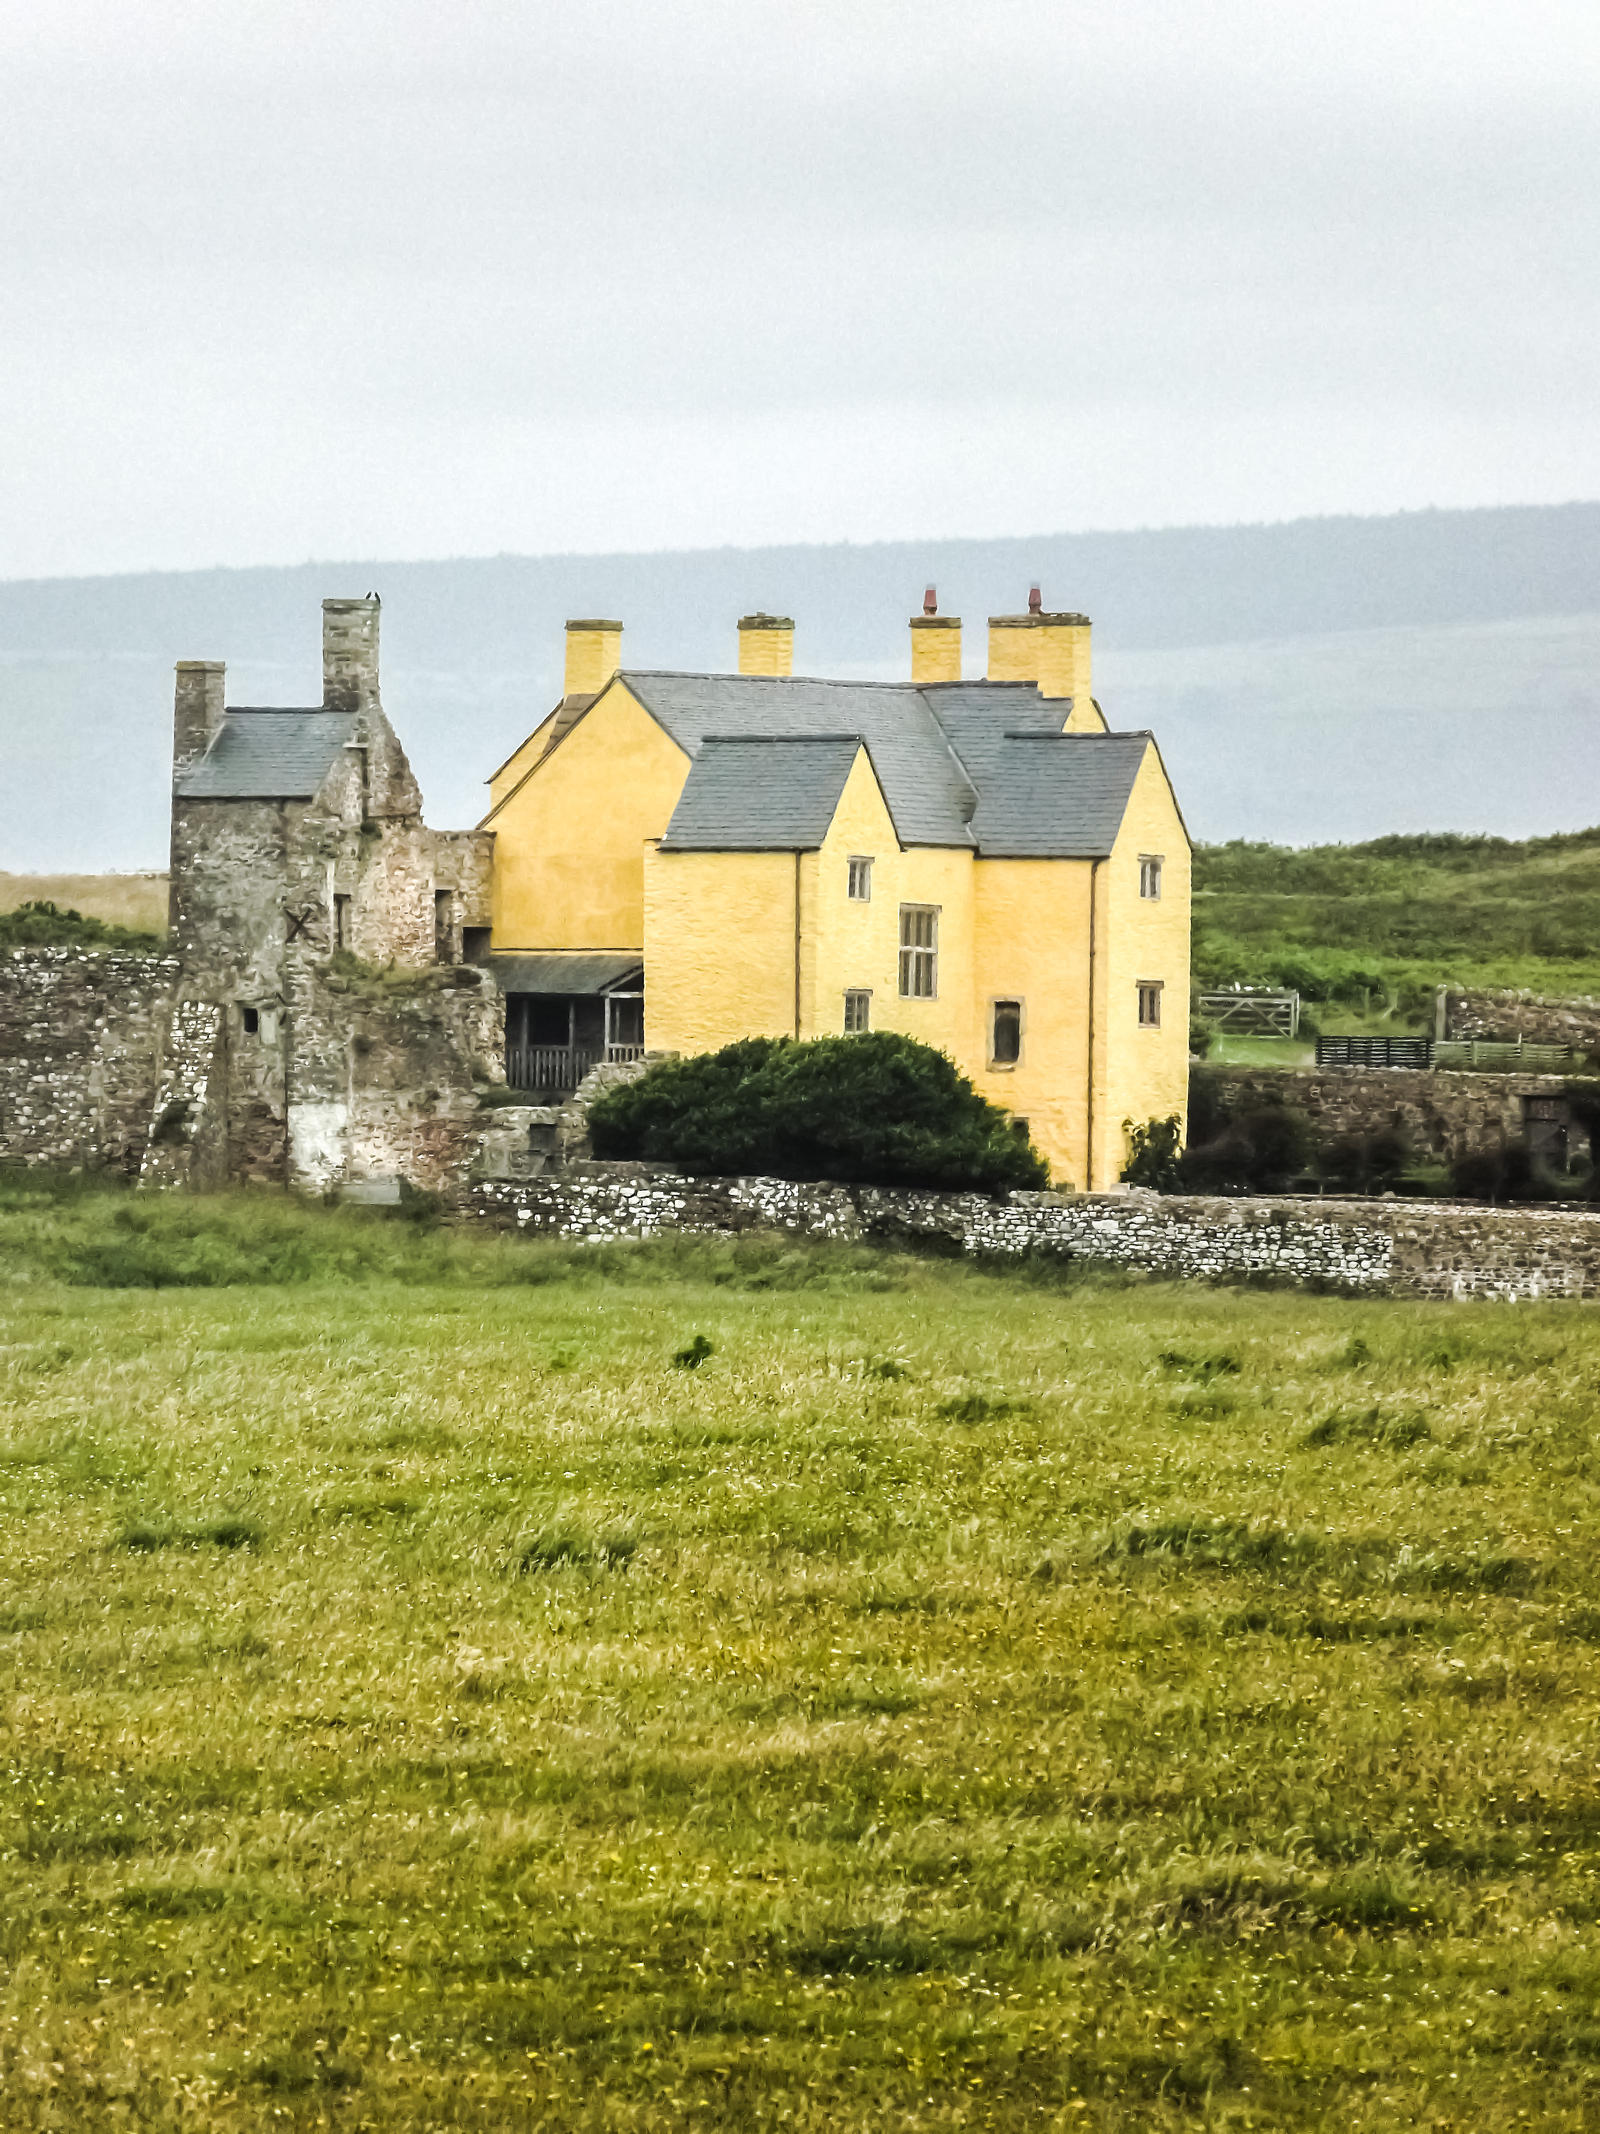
[2,1186,1599,2127]
[1195,826,1600,1026]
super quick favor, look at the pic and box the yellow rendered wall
[486,712,556,813]
[970,858,1097,1187]
[644,848,802,1051]
[1097,745,1192,1184]
[1061,698,1109,734]
[486,681,689,949]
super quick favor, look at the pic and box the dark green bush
[1122,1114,1184,1190]
[0,899,161,952]
[587,1034,1048,1192]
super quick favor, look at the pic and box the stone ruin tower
[154,596,499,1190]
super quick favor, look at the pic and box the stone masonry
[1200,1062,1589,1165]
[465,1163,1600,1302]
[1445,989,1600,1056]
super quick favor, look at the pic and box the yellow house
[481,594,1190,1189]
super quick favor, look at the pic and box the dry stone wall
[1202,1062,1577,1162]
[1446,990,1600,1056]
[0,948,177,1175]
[465,1163,1600,1301]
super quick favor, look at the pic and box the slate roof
[500,669,1171,859]
[623,673,982,848]
[174,710,356,800]
[966,733,1153,858]
[661,736,866,851]
[487,952,644,995]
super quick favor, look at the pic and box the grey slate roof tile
[174,710,356,800]
[660,736,866,851]
[488,951,644,994]
[623,673,979,848]
[966,733,1152,857]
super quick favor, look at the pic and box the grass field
[2,1185,1598,2128]
[0,871,168,935]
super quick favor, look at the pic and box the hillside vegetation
[2,1182,1599,2127]
[1195,826,1600,1025]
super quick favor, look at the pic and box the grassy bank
[1194,827,1600,1026]
[2,1185,1598,2127]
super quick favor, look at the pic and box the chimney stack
[737,613,794,676]
[987,589,1092,704]
[563,619,624,699]
[323,595,381,714]
[173,661,226,771]
[910,586,961,684]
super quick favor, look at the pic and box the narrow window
[1138,981,1163,1028]
[991,998,1022,1066]
[847,856,873,902]
[898,905,938,998]
[844,989,872,1034]
[333,894,352,950]
[1140,855,1163,900]
[240,1005,259,1036]
[434,888,455,963]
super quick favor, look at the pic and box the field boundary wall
[467,1163,1600,1301]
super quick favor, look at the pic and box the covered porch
[491,953,645,1098]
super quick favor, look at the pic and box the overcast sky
[2,0,1597,580]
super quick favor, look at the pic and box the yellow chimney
[986,614,1041,681]
[564,619,623,698]
[737,613,794,676]
[910,585,961,683]
[1035,612,1092,704]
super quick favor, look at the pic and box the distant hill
[1195,826,1600,1024]
[3,501,1599,868]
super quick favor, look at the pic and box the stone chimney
[1035,612,1092,703]
[564,619,623,698]
[986,606,1041,682]
[173,661,226,772]
[323,595,381,713]
[910,586,961,684]
[737,613,794,676]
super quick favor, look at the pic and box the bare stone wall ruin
[1200,1062,1586,1163]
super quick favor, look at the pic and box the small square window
[898,905,938,998]
[990,998,1022,1066]
[844,989,872,1034]
[1140,855,1163,900]
[847,856,873,901]
[1138,981,1163,1028]
[240,1005,259,1036]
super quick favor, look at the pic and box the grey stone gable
[660,736,868,851]
[966,733,1152,858]
[620,672,979,848]
[173,710,356,800]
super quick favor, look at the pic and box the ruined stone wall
[1445,990,1600,1055]
[464,1163,1600,1302]
[0,949,178,1173]
[341,967,504,1193]
[1201,1063,1576,1162]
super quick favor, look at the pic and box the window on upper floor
[1140,855,1163,900]
[844,989,872,1034]
[898,905,938,998]
[990,998,1022,1066]
[1138,981,1163,1028]
[848,856,873,901]
[240,1005,260,1036]
[333,894,352,951]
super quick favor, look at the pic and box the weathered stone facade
[1201,1062,1589,1165]
[0,948,178,1174]
[0,597,503,1194]
[465,1163,1600,1302]
[1445,989,1600,1057]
